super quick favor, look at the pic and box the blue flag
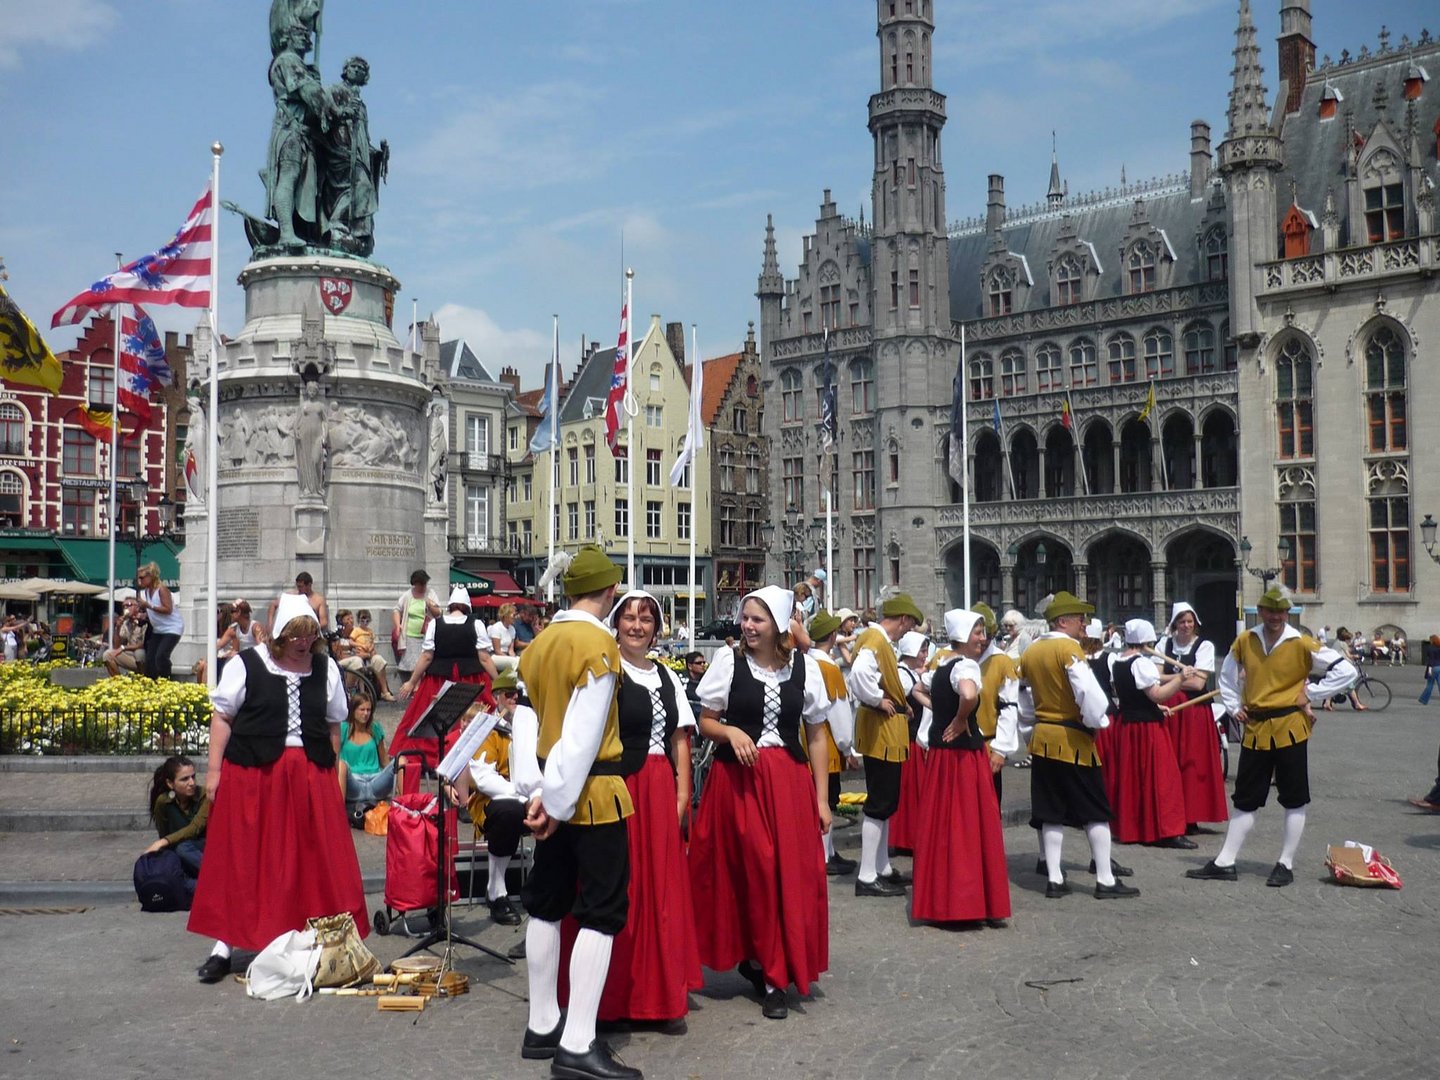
[992,398,1004,436]
[529,353,559,454]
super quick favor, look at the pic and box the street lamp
[1421,514,1439,564]
[1238,534,1291,589]
[125,474,176,582]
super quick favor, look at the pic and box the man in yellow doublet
[808,610,858,877]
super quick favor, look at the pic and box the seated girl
[146,756,209,876]
[336,695,395,818]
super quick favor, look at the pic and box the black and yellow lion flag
[0,284,64,395]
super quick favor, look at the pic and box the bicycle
[1350,668,1391,711]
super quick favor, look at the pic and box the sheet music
[436,711,503,783]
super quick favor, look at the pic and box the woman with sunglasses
[135,562,183,679]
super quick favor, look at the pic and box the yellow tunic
[852,626,910,762]
[517,619,632,825]
[466,726,510,834]
[977,651,1019,741]
[1230,631,1320,750]
[815,656,847,774]
[1022,636,1100,767]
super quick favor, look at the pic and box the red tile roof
[698,352,744,427]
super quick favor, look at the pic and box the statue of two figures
[229,0,389,258]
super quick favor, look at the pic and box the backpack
[133,850,195,912]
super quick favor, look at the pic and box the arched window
[1118,419,1152,493]
[1010,429,1039,499]
[744,444,761,494]
[1107,333,1137,383]
[1160,413,1194,489]
[1204,227,1228,281]
[780,368,803,423]
[0,403,24,456]
[1275,337,1314,458]
[1127,243,1156,293]
[1367,460,1410,593]
[1278,466,1318,592]
[1081,420,1114,494]
[1361,148,1405,243]
[1044,426,1075,497]
[1000,348,1026,395]
[1069,338,1097,387]
[1182,322,1216,375]
[986,268,1013,316]
[1200,410,1238,487]
[1035,343,1062,392]
[1143,329,1174,379]
[969,354,994,400]
[973,431,1002,502]
[1364,326,1406,452]
[850,357,876,414]
[718,447,736,489]
[1053,256,1082,305]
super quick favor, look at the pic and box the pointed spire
[757,214,784,298]
[1047,132,1064,206]
[762,214,779,275]
[1226,0,1271,139]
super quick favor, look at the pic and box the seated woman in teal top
[337,696,395,816]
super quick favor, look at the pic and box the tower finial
[1047,134,1064,206]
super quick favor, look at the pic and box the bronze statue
[321,57,388,257]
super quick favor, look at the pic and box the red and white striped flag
[603,302,629,456]
[52,184,214,327]
[117,307,154,424]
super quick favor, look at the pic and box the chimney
[985,174,1006,233]
[665,321,685,362]
[1190,120,1213,197]
[498,365,521,394]
[1277,0,1315,115]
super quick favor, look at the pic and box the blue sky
[1,0,1431,389]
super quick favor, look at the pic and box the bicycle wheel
[690,736,716,810]
[1354,677,1391,711]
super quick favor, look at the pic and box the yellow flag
[0,285,64,395]
[1138,379,1156,422]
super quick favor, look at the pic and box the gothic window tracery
[1143,328,1174,379]
[969,353,994,400]
[1000,348,1026,396]
[1182,321,1216,374]
[1364,325,1407,452]
[1035,343,1062,392]
[1277,466,1318,592]
[1069,337,1097,387]
[1367,460,1410,593]
[1275,336,1314,458]
[780,368,804,423]
[1107,332,1138,383]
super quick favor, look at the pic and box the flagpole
[687,324,698,653]
[624,268,635,591]
[206,144,222,690]
[961,324,971,609]
[107,256,122,651]
[546,314,558,604]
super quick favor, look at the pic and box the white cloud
[0,0,118,69]
[431,303,554,388]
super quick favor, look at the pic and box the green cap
[491,668,519,692]
[1043,591,1095,621]
[972,601,998,636]
[881,593,924,622]
[1256,586,1291,611]
[563,545,622,597]
[808,609,842,641]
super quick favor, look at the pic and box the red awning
[484,571,526,596]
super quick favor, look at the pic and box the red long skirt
[560,755,704,1021]
[1162,693,1229,825]
[887,740,927,854]
[689,749,828,995]
[910,748,1011,923]
[1094,720,1121,814]
[1109,719,1187,844]
[388,666,494,773]
[188,748,367,951]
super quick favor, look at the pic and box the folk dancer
[1020,591,1140,899]
[1156,602,1229,832]
[911,609,1012,926]
[887,630,932,855]
[1187,586,1356,888]
[848,594,925,897]
[513,546,641,1080]
[808,609,859,876]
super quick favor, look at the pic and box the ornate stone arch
[1078,523,1153,558]
[1257,320,1324,375]
[1344,309,1419,368]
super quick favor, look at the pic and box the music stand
[399,682,514,966]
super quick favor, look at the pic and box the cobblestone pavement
[1,668,1437,1079]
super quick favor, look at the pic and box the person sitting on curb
[146,756,209,877]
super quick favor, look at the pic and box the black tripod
[398,685,514,966]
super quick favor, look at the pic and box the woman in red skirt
[390,586,498,775]
[188,594,366,982]
[1108,619,1196,847]
[689,585,834,1021]
[912,609,1011,926]
[1156,602,1230,832]
[885,631,931,855]
[561,589,702,1021]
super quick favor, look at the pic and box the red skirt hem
[188,748,367,951]
[1108,719,1187,844]
[910,748,1011,923]
[1162,693,1229,825]
[688,750,828,995]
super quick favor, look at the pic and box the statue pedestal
[295,503,328,556]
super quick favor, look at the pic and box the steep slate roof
[440,339,497,383]
[1277,41,1440,231]
[947,179,1213,322]
[699,352,744,427]
[558,344,621,425]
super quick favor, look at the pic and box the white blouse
[621,658,696,755]
[696,646,831,748]
[211,645,347,746]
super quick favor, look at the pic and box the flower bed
[0,662,212,755]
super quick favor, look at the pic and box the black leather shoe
[1185,859,1238,882]
[736,960,766,998]
[1265,862,1294,888]
[1094,881,1141,899]
[520,1011,565,1060]
[550,1039,642,1080]
[1089,859,1134,878]
[1044,880,1072,899]
[879,867,912,886]
[489,896,523,926]
[1034,857,1048,876]
[855,876,907,897]
[761,987,788,1020]
[1153,836,1200,850]
[196,954,230,983]
[985,918,1008,929]
[825,853,857,876]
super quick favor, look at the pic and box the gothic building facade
[759,0,1440,644]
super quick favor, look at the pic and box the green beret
[881,593,924,622]
[808,609,842,641]
[563,544,622,597]
[491,668,519,692]
[1043,591,1095,621]
[972,601,997,636]
[1256,586,1292,612]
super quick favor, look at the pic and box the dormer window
[1281,204,1317,258]
[1126,243,1156,293]
[1364,182,1405,243]
[987,269,1013,316]
[1404,63,1428,101]
[1318,82,1343,120]
[1054,256,1082,305]
[1204,227,1228,281]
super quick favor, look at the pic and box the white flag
[669,339,705,486]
